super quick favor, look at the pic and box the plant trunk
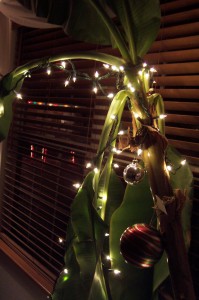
[142,129,195,300]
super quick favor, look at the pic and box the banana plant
[0,0,195,299]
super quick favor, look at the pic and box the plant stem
[142,133,195,300]
[122,1,137,64]
[12,51,125,78]
[93,90,129,208]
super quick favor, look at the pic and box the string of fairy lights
[1,59,187,291]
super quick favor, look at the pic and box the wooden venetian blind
[0,0,198,295]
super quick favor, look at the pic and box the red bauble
[120,223,164,268]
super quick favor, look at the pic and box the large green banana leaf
[18,0,161,60]
[0,72,24,141]
[109,173,154,300]
[106,0,161,58]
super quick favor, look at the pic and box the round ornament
[120,223,164,268]
[123,161,145,185]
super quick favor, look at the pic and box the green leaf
[104,169,125,225]
[88,257,108,300]
[64,1,113,45]
[71,171,108,297]
[52,171,108,299]
[52,221,87,300]
[167,145,193,248]
[107,0,161,58]
[0,72,24,141]
[109,174,154,300]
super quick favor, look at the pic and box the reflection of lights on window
[30,145,34,158]
[42,148,47,162]
[70,151,75,163]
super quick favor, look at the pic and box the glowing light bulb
[137,148,143,156]
[143,62,147,67]
[24,71,31,78]
[102,195,107,202]
[61,61,66,68]
[150,67,157,73]
[0,104,4,117]
[105,233,109,237]
[159,114,167,119]
[107,93,114,99]
[111,65,117,71]
[106,255,111,260]
[181,159,186,165]
[63,268,68,274]
[73,183,81,189]
[103,64,110,69]
[16,93,22,99]
[58,237,64,243]
[113,163,119,168]
[94,71,99,78]
[138,70,142,76]
[133,113,139,119]
[118,130,124,135]
[93,87,98,94]
[86,162,92,168]
[166,165,172,171]
[64,80,69,87]
[47,67,51,75]
[119,66,124,71]
[116,149,122,154]
[130,86,135,92]
[113,269,121,275]
[73,76,77,82]
[94,167,99,174]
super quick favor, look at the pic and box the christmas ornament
[120,223,164,268]
[123,161,145,185]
